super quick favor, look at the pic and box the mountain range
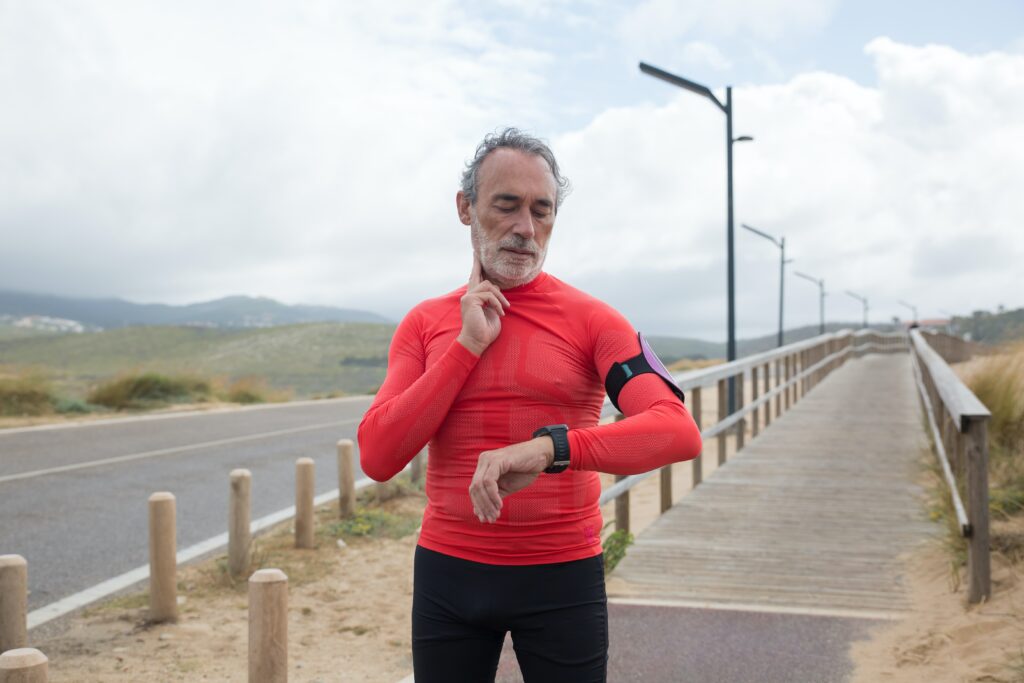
[0,290,390,330]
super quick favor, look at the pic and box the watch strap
[534,424,570,474]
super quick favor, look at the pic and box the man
[358,128,702,682]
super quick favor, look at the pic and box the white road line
[0,418,360,484]
[607,597,902,621]
[28,478,377,629]
[0,395,372,436]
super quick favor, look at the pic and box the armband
[604,332,686,413]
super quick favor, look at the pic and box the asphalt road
[0,397,374,612]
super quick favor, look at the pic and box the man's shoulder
[402,285,465,322]
[544,274,623,318]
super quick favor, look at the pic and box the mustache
[498,235,539,253]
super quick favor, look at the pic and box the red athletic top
[357,272,702,565]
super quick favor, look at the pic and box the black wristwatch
[533,424,570,474]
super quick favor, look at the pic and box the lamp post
[846,291,869,329]
[639,61,753,412]
[898,300,918,324]
[741,223,790,347]
[794,271,826,335]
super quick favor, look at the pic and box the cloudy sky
[1,1,1022,340]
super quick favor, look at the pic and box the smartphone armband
[604,333,686,413]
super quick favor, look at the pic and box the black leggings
[412,546,608,683]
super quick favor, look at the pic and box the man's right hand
[456,254,510,356]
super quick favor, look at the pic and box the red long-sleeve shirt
[357,272,702,565]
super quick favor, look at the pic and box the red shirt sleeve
[356,306,480,481]
[566,306,702,474]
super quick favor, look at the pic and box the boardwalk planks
[608,354,935,618]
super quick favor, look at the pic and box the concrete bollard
[249,569,288,683]
[229,469,253,577]
[148,492,177,623]
[295,458,315,549]
[337,439,355,519]
[0,648,48,683]
[0,555,28,654]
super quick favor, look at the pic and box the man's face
[457,148,558,288]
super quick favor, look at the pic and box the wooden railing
[909,328,991,603]
[599,329,908,524]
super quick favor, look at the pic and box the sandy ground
[850,516,1024,683]
[846,354,1024,682]
[23,384,747,682]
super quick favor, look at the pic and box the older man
[358,128,701,682]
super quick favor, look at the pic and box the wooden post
[0,648,48,683]
[614,475,630,534]
[774,359,782,418]
[691,387,703,487]
[784,355,792,411]
[0,555,27,654]
[763,362,772,427]
[735,372,745,451]
[295,458,315,550]
[965,418,991,604]
[717,378,727,465]
[229,469,252,578]
[249,569,288,683]
[337,439,355,519]
[659,465,672,514]
[148,492,177,623]
[750,366,760,438]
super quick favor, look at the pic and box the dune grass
[88,372,213,409]
[0,368,58,416]
[967,344,1024,521]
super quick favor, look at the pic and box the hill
[951,307,1024,345]
[0,290,390,330]
[0,322,396,398]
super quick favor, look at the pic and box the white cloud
[0,3,1021,341]
[620,0,840,47]
[679,41,732,71]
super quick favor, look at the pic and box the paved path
[0,397,373,613]
[496,353,935,681]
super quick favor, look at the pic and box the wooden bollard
[229,469,253,577]
[295,458,315,549]
[148,492,177,623]
[337,439,355,519]
[0,648,48,683]
[0,555,28,654]
[249,569,288,683]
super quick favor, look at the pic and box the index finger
[469,252,483,288]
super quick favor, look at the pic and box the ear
[456,191,473,226]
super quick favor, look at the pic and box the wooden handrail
[910,330,989,431]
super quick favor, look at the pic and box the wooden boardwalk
[607,353,936,620]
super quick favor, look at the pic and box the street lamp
[846,291,869,329]
[639,61,753,412]
[794,271,826,336]
[898,300,918,324]
[741,223,790,347]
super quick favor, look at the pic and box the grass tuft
[0,369,58,416]
[88,372,212,410]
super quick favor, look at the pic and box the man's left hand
[469,437,555,523]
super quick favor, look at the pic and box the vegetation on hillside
[952,306,1024,345]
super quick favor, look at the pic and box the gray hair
[460,127,571,210]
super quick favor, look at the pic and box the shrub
[602,524,634,573]
[88,372,212,409]
[221,377,270,404]
[0,371,57,416]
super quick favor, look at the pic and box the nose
[511,206,536,240]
